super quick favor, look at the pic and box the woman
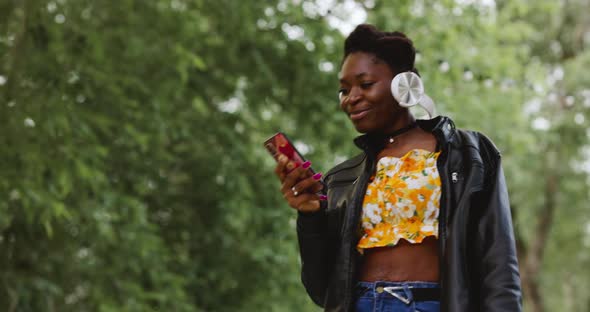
[274,24,522,312]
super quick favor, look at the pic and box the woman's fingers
[291,172,323,196]
[281,161,312,192]
[274,154,310,181]
[311,180,324,193]
[286,194,322,213]
[273,154,324,213]
[283,173,327,213]
[274,154,289,181]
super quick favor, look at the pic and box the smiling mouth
[349,108,371,121]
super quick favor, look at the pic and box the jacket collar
[353,116,456,154]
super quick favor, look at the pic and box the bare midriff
[358,236,439,282]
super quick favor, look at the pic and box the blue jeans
[355,281,440,312]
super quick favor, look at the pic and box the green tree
[1,0,589,311]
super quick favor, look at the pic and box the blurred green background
[1,0,589,311]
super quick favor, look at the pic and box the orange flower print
[357,149,441,251]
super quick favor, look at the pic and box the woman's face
[338,52,405,134]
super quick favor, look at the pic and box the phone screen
[264,132,313,173]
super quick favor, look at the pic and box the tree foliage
[1,0,589,311]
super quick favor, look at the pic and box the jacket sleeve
[296,199,337,307]
[474,154,523,311]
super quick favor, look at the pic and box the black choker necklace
[386,122,418,144]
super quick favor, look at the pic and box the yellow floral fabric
[357,149,441,251]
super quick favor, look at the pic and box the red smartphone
[264,132,314,173]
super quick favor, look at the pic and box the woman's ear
[390,71,436,118]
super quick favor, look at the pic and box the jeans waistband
[356,281,440,303]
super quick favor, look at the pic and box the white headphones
[339,71,437,119]
[390,71,436,118]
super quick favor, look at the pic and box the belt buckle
[383,286,411,305]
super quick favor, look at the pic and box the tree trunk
[519,150,559,312]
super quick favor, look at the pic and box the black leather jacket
[296,116,522,311]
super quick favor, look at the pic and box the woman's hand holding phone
[274,154,326,213]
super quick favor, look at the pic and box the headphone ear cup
[390,71,424,108]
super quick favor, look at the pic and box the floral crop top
[357,149,441,251]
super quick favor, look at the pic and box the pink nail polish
[302,161,312,169]
[313,173,323,180]
[319,195,328,201]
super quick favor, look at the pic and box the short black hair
[343,24,419,75]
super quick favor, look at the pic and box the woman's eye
[360,82,375,89]
[338,89,348,98]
